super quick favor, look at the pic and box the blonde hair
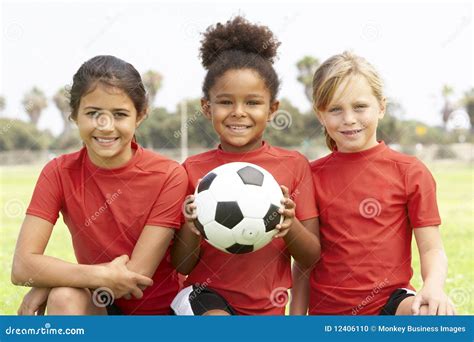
[312,51,384,151]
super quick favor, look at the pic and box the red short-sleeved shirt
[309,141,441,315]
[26,142,188,315]
[182,141,318,315]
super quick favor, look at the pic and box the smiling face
[316,75,385,153]
[75,83,144,168]
[202,68,279,153]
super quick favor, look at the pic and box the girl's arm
[277,186,320,267]
[120,225,175,299]
[11,215,153,298]
[283,217,320,268]
[126,225,174,278]
[171,221,202,275]
[17,287,50,315]
[290,262,310,315]
[412,226,455,315]
[289,218,320,315]
[171,194,202,275]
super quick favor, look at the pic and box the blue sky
[1,0,472,135]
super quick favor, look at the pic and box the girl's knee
[47,287,90,314]
[395,296,415,315]
[395,296,430,315]
[203,309,231,316]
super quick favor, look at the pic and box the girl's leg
[46,287,107,315]
[203,309,231,316]
[396,296,429,315]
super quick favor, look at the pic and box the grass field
[0,161,472,315]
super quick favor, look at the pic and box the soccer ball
[194,162,283,254]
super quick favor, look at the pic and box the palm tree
[441,85,454,129]
[142,70,163,109]
[0,96,5,116]
[53,87,73,135]
[22,87,47,126]
[296,56,320,104]
[462,88,474,133]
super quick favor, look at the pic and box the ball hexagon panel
[208,171,244,202]
[237,185,271,219]
[253,231,277,251]
[204,221,236,251]
[230,217,265,245]
[194,190,217,225]
[262,175,283,207]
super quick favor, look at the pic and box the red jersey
[309,141,441,315]
[26,142,188,315]
[183,141,318,315]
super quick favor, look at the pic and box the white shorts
[171,285,236,315]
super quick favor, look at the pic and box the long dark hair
[69,55,148,120]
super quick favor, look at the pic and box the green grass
[0,161,472,315]
[410,161,474,314]
[0,165,75,315]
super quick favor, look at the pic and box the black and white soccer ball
[194,162,283,254]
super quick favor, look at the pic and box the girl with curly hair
[170,16,320,316]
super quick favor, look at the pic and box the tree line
[0,57,472,152]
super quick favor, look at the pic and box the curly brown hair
[200,16,281,101]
